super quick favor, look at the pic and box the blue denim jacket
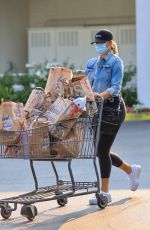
[85,52,124,96]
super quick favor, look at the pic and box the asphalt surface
[0,121,149,229]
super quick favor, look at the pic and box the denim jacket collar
[101,51,113,62]
[96,51,113,69]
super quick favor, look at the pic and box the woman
[85,29,141,204]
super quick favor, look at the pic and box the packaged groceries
[0,66,98,159]
[0,101,26,145]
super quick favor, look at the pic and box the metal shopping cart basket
[0,99,108,221]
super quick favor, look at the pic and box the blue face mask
[95,43,109,55]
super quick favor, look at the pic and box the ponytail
[111,41,119,56]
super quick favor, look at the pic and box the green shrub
[0,74,47,104]
[122,65,139,107]
[122,87,139,107]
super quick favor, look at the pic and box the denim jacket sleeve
[106,58,124,96]
[85,57,98,85]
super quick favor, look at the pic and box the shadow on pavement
[0,204,101,230]
[111,197,132,206]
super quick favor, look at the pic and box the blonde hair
[111,40,119,56]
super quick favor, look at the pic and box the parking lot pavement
[0,189,150,230]
[0,121,149,229]
[60,189,150,230]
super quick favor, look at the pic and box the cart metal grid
[0,99,108,221]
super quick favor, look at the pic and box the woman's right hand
[93,92,101,98]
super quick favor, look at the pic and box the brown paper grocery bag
[45,67,73,101]
[64,76,97,115]
[25,108,44,129]
[72,76,94,99]
[44,97,72,124]
[24,87,52,119]
[51,122,84,158]
[0,101,26,145]
[29,119,52,159]
[49,120,75,140]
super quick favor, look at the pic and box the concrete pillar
[136,0,150,107]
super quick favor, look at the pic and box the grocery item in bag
[73,97,86,111]
[45,67,73,101]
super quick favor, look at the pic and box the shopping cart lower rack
[0,99,108,221]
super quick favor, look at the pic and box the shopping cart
[0,99,108,221]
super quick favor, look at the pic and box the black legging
[97,99,126,178]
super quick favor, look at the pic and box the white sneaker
[89,195,97,205]
[128,164,141,191]
[101,191,112,203]
[89,191,112,205]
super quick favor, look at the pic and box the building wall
[0,0,29,73]
[0,0,135,73]
[29,0,135,27]
[28,25,136,67]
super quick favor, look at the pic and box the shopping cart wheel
[21,205,37,221]
[55,191,68,207]
[1,205,12,219]
[96,193,108,209]
[57,197,68,207]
